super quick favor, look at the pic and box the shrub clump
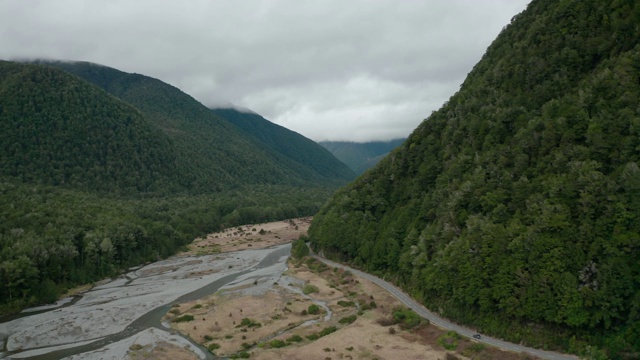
[438,331,460,350]
[302,284,319,295]
[308,304,321,315]
[339,314,358,324]
[173,314,195,323]
[287,334,303,343]
[270,339,287,348]
[237,317,262,328]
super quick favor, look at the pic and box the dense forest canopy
[211,108,355,183]
[309,0,640,358]
[39,60,355,191]
[0,61,351,314]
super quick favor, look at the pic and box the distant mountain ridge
[319,139,405,174]
[211,108,355,182]
[27,60,355,191]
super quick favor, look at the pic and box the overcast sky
[1,0,529,142]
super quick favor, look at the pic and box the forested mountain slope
[40,60,353,190]
[0,61,179,193]
[211,108,355,184]
[319,139,405,174]
[309,0,640,357]
[0,60,343,314]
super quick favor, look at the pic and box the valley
[0,220,556,360]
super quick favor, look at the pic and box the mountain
[308,0,640,357]
[0,60,348,314]
[0,61,178,193]
[211,108,355,183]
[319,139,405,174]
[37,60,354,191]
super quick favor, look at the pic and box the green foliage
[173,314,195,323]
[308,0,640,357]
[269,339,287,348]
[339,314,358,324]
[0,61,177,194]
[0,180,329,313]
[305,333,319,341]
[230,351,251,359]
[211,108,355,183]
[392,307,422,329]
[237,318,262,328]
[438,331,460,351]
[41,60,354,191]
[305,258,329,273]
[291,237,310,259]
[308,304,321,315]
[0,59,351,313]
[302,284,319,295]
[337,300,356,307]
[319,326,337,337]
[286,334,303,343]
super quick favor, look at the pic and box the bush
[208,343,221,351]
[392,307,422,329]
[319,326,337,337]
[308,304,321,314]
[339,315,358,324]
[204,335,213,341]
[230,351,251,359]
[287,334,303,343]
[270,339,287,348]
[291,238,310,259]
[306,333,320,341]
[237,318,262,328]
[173,314,195,323]
[302,284,319,295]
[438,331,460,350]
[337,300,355,307]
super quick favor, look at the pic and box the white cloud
[0,0,530,142]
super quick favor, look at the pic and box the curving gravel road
[312,254,580,360]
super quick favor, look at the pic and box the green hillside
[41,60,353,190]
[309,0,640,358]
[0,61,178,193]
[0,61,343,314]
[211,108,355,184]
[319,139,405,174]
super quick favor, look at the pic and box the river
[0,244,291,360]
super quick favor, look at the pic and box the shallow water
[1,244,291,360]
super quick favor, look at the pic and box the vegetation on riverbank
[0,183,330,315]
[309,0,640,358]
